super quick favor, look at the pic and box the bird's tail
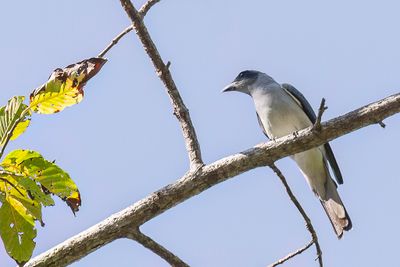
[320,178,352,238]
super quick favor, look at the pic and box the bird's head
[222,70,276,95]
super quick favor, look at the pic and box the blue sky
[1,0,400,266]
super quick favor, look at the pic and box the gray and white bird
[223,70,352,238]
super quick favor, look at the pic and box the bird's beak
[222,82,238,93]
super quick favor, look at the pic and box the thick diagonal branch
[24,93,400,267]
[269,164,323,267]
[119,0,203,170]
[126,228,189,267]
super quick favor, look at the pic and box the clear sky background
[1,1,399,266]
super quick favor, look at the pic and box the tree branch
[98,26,133,58]
[119,0,204,170]
[97,0,161,58]
[126,228,189,267]
[268,239,314,267]
[313,98,327,130]
[139,0,161,17]
[23,93,400,267]
[269,164,323,267]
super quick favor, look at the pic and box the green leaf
[0,148,80,265]
[0,96,31,149]
[0,173,46,224]
[17,176,55,207]
[0,200,36,265]
[0,170,54,207]
[30,57,107,114]
[1,149,81,213]
[6,193,42,227]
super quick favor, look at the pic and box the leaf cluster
[0,57,106,265]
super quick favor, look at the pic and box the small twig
[313,98,327,131]
[269,163,323,267]
[98,25,133,58]
[378,120,386,128]
[166,61,171,69]
[97,0,161,58]
[139,0,161,17]
[268,239,314,267]
[127,228,189,267]
[119,0,204,170]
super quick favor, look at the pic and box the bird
[222,70,352,238]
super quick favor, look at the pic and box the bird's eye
[238,71,247,79]
[236,70,256,81]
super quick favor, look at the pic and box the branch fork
[268,164,323,267]
[120,0,203,171]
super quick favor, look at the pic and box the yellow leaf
[10,119,30,141]
[29,57,107,114]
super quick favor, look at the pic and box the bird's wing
[256,112,271,139]
[281,83,316,122]
[281,83,344,184]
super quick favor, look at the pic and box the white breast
[251,87,312,139]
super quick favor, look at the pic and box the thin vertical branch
[313,98,327,130]
[269,164,323,267]
[119,0,203,170]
